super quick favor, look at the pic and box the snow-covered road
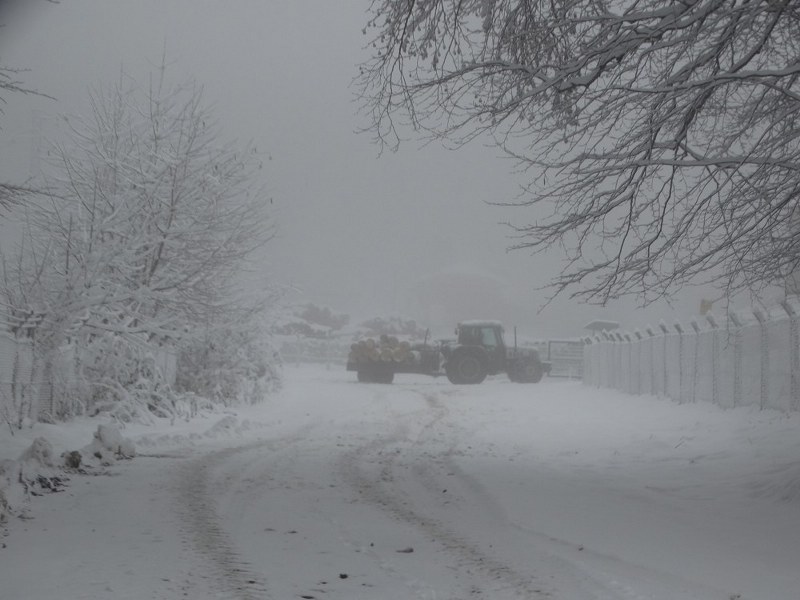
[3,365,800,599]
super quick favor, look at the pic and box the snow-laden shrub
[81,424,136,466]
[0,437,65,523]
[0,459,20,523]
[18,437,56,471]
[79,332,179,423]
[176,326,281,406]
[18,437,63,493]
[205,415,240,435]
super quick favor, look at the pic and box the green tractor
[441,321,550,384]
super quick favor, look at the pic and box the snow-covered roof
[457,320,504,328]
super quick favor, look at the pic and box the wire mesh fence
[583,303,800,412]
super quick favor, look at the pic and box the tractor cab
[455,321,507,375]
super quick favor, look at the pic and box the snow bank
[0,405,264,531]
[0,459,20,523]
[0,437,65,523]
[80,424,136,466]
[0,424,137,526]
[134,414,258,450]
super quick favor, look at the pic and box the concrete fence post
[674,322,684,403]
[780,301,800,412]
[634,330,643,394]
[690,319,701,403]
[646,326,656,395]
[706,313,720,407]
[607,331,617,389]
[599,332,609,388]
[659,321,669,398]
[729,311,744,408]
[582,338,590,386]
[753,308,769,410]
[594,335,607,387]
[582,337,590,386]
[614,332,625,392]
[623,332,633,393]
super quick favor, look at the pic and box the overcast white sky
[0,0,752,337]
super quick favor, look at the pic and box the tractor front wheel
[512,360,544,383]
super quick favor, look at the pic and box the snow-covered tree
[359,0,800,304]
[1,68,277,420]
[44,73,271,333]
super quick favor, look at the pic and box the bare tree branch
[359,0,800,304]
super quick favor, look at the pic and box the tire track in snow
[337,389,554,600]
[174,440,273,600]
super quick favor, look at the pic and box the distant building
[584,320,620,333]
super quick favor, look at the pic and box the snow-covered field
[2,364,799,599]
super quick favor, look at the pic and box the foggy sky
[0,1,734,338]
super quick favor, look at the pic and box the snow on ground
[1,364,799,599]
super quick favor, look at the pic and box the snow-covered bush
[80,424,135,466]
[0,459,19,523]
[79,333,179,424]
[176,325,281,406]
[0,437,65,523]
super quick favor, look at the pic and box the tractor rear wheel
[446,349,488,384]
[373,368,394,384]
